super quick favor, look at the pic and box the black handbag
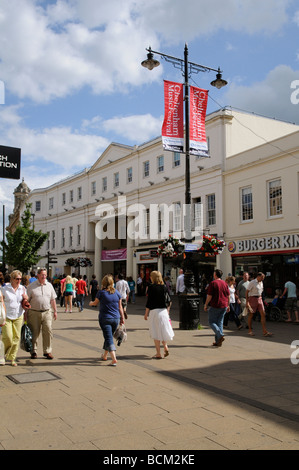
[164,286,171,307]
[20,322,33,353]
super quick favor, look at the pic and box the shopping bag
[113,324,127,346]
[0,339,5,365]
[0,299,6,326]
[20,322,33,353]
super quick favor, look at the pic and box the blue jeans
[99,317,119,352]
[76,294,84,311]
[208,307,227,342]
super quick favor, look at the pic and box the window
[241,187,253,222]
[268,179,282,217]
[47,232,50,250]
[173,202,181,233]
[143,161,149,178]
[52,230,55,250]
[143,208,150,237]
[173,152,180,167]
[91,181,96,196]
[49,197,54,210]
[69,226,73,246]
[114,172,119,187]
[157,156,164,173]
[77,186,82,200]
[193,197,202,230]
[127,167,133,184]
[62,193,66,205]
[35,201,41,212]
[61,228,65,248]
[207,194,216,226]
[77,224,81,245]
[69,190,73,203]
[102,176,107,192]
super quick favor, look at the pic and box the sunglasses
[15,278,22,281]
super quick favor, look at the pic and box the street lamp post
[142,44,227,329]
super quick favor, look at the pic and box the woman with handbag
[89,274,125,366]
[144,271,174,359]
[0,270,29,366]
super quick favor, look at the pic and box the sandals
[263,332,273,337]
[152,355,163,359]
[100,354,108,361]
[248,331,255,336]
[164,350,169,358]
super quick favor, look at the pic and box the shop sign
[229,234,299,253]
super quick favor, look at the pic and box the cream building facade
[10,107,299,293]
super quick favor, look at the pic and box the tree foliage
[1,203,48,273]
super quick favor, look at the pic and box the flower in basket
[65,257,93,267]
[198,235,226,256]
[157,235,184,258]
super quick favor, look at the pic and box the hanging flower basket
[198,235,226,256]
[157,235,184,258]
[65,257,93,267]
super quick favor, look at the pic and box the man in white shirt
[115,274,130,319]
[281,280,299,322]
[246,272,272,337]
[26,268,57,359]
[176,269,185,295]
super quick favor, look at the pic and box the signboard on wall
[0,145,21,180]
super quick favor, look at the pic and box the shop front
[101,248,127,277]
[136,250,158,295]
[227,234,299,296]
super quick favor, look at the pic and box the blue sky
[0,0,299,234]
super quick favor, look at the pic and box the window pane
[241,187,253,221]
[269,179,282,216]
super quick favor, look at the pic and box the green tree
[1,203,48,273]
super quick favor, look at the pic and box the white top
[1,284,26,320]
[176,274,185,293]
[115,280,130,299]
[228,286,235,303]
[247,279,263,297]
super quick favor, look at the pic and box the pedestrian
[176,268,185,295]
[29,271,37,283]
[75,274,88,312]
[127,276,136,304]
[137,275,143,296]
[115,273,130,319]
[204,269,230,347]
[236,271,250,321]
[246,272,272,337]
[281,280,299,323]
[61,275,75,312]
[1,270,29,366]
[223,276,243,330]
[26,268,57,359]
[89,274,99,302]
[89,274,125,366]
[144,270,174,359]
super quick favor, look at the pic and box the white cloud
[102,114,163,142]
[223,65,299,124]
[0,0,293,103]
[0,106,110,170]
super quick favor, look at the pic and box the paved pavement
[1,295,299,451]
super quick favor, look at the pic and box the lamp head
[210,67,228,89]
[141,48,160,71]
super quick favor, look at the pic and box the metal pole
[184,44,191,209]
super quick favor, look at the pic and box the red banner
[162,80,184,153]
[189,86,209,157]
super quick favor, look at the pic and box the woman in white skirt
[144,271,174,359]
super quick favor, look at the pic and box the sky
[0,0,299,236]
